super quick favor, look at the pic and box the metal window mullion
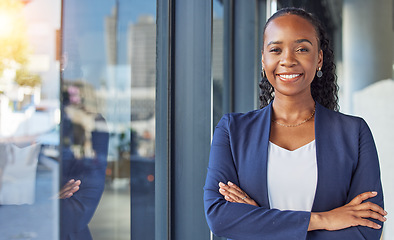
[155,0,174,239]
[223,0,234,114]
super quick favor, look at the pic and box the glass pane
[212,0,224,127]
[0,0,61,239]
[61,0,156,239]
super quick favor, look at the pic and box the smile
[277,73,303,82]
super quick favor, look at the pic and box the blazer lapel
[312,102,335,212]
[257,102,273,208]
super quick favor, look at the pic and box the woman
[204,7,386,240]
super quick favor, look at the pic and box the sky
[62,0,156,87]
[213,0,224,19]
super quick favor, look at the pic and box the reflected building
[212,18,224,126]
[102,5,156,158]
[128,15,156,158]
[129,15,156,89]
[212,18,224,86]
[104,7,117,67]
[103,6,132,161]
[103,8,157,159]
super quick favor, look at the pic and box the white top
[267,140,317,211]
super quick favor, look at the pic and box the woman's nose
[280,50,297,67]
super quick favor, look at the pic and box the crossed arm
[218,181,387,232]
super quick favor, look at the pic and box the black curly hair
[259,7,339,111]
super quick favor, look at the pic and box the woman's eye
[269,48,281,53]
[296,48,309,52]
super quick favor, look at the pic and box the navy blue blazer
[204,102,384,240]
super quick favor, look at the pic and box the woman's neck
[271,95,315,123]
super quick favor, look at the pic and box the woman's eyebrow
[266,39,313,46]
[295,39,313,45]
[267,41,282,47]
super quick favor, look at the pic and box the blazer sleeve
[346,118,384,239]
[307,118,384,240]
[204,114,311,240]
[60,130,109,238]
[60,157,107,238]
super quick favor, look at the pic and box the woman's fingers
[218,182,237,200]
[59,180,74,195]
[357,209,387,223]
[243,196,259,206]
[224,195,236,203]
[348,191,378,205]
[347,191,388,220]
[219,187,252,205]
[219,181,246,196]
[226,181,249,198]
[355,218,382,229]
[218,181,259,206]
[227,181,246,194]
[58,179,81,199]
[219,182,247,200]
[355,201,388,216]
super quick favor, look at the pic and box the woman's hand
[218,181,259,207]
[59,179,81,199]
[309,191,388,231]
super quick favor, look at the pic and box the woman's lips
[277,73,303,82]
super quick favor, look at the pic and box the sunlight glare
[0,12,13,37]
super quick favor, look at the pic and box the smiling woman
[260,9,338,112]
[262,14,323,108]
[204,7,386,240]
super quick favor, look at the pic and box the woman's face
[262,14,323,99]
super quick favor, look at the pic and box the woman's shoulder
[217,107,271,133]
[317,102,368,129]
[222,107,269,123]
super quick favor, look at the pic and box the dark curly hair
[259,7,339,111]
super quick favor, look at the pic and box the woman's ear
[261,51,265,70]
[318,49,323,68]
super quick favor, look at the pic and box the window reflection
[0,0,156,239]
[62,0,156,239]
[0,0,60,239]
[213,0,224,127]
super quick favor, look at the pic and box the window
[61,1,156,239]
[0,0,156,239]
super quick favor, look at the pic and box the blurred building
[129,15,156,88]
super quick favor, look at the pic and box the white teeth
[279,74,301,79]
